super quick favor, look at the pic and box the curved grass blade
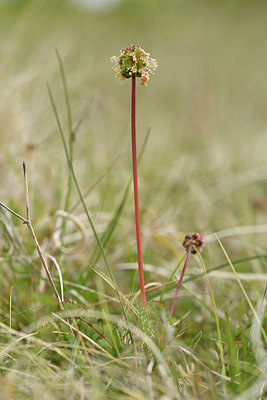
[215,234,267,345]
[47,84,135,348]
[84,128,151,278]
[147,253,267,301]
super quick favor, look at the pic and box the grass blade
[197,252,228,391]
[84,128,151,277]
[55,49,73,215]
[215,233,267,345]
[147,253,267,301]
[47,83,135,347]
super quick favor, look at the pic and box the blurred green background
[1,0,267,258]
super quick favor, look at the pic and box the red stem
[169,244,192,317]
[131,76,146,305]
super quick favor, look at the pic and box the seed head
[183,233,204,254]
[111,44,157,86]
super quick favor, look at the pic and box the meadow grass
[0,0,267,399]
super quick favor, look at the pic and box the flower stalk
[111,45,157,305]
[169,233,204,317]
[169,244,192,317]
[131,75,146,305]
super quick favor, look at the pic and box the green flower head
[111,45,157,86]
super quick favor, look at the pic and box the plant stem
[169,244,192,317]
[48,84,137,350]
[0,164,64,311]
[23,162,64,311]
[9,286,12,334]
[131,76,146,305]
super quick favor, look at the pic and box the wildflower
[111,44,157,86]
[111,45,157,304]
[183,233,204,254]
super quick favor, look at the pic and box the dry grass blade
[177,345,231,382]
[0,162,63,310]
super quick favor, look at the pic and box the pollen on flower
[183,233,204,254]
[111,45,157,85]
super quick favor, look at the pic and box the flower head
[183,233,204,254]
[111,45,157,86]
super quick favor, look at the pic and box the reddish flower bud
[183,233,204,254]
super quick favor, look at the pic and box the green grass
[0,0,267,399]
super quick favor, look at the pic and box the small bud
[111,44,157,86]
[183,233,205,254]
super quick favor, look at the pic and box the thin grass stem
[0,164,64,311]
[215,233,267,344]
[9,286,12,334]
[147,253,267,301]
[55,49,73,215]
[0,202,28,223]
[48,84,136,350]
[22,162,63,309]
[87,128,150,273]
[197,251,228,391]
